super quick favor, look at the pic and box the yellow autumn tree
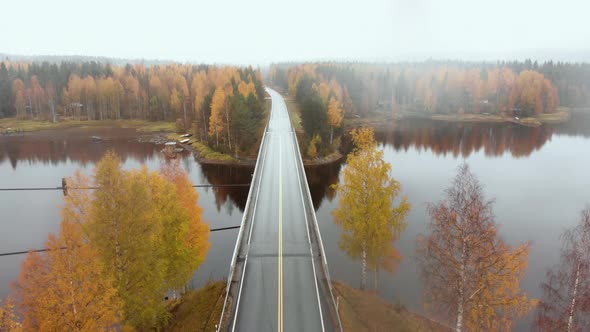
[209,87,226,148]
[327,97,343,145]
[318,82,330,103]
[307,134,322,159]
[238,80,257,99]
[53,152,210,330]
[14,219,121,332]
[160,160,210,294]
[416,163,533,331]
[332,127,410,290]
[0,297,22,332]
[87,152,190,329]
[191,70,209,142]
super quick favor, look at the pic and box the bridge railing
[217,89,271,331]
[284,92,343,331]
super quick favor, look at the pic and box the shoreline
[345,108,572,131]
[178,141,257,166]
[2,105,573,166]
[0,118,176,134]
[174,135,344,167]
[303,151,344,166]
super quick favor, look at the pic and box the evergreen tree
[0,63,14,117]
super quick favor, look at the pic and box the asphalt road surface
[231,89,329,332]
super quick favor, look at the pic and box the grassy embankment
[165,280,448,332]
[168,98,271,165]
[164,281,226,332]
[0,118,176,133]
[333,281,449,332]
[429,107,570,127]
[284,96,343,165]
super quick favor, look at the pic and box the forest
[267,60,590,158]
[0,61,266,155]
[270,61,590,120]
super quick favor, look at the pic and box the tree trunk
[200,106,208,143]
[567,262,581,332]
[361,247,367,290]
[374,266,379,289]
[136,96,140,119]
[330,126,334,145]
[116,93,121,119]
[27,96,33,119]
[49,98,56,123]
[456,239,467,332]
[183,100,188,131]
[225,103,232,151]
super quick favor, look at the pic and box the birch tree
[417,163,533,331]
[209,88,225,148]
[160,160,210,296]
[535,207,590,331]
[327,97,343,145]
[332,127,410,290]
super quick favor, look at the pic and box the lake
[1,113,590,330]
[0,127,251,299]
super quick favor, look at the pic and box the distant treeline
[0,61,266,154]
[270,61,590,118]
[269,65,346,158]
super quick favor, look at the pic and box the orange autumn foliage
[14,219,121,331]
[417,163,533,331]
[0,296,21,332]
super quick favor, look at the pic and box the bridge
[217,88,342,331]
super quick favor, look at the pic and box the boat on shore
[162,141,184,158]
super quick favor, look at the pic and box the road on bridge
[230,89,335,331]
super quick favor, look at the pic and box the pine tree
[0,63,15,118]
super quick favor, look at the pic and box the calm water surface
[1,114,590,330]
[0,127,251,299]
[314,112,590,330]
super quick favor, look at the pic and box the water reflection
[309,111,590,331]
[199,163,252,212]
[305,161,342,209]
[0,127,252,300]
[2,112,590,330]
[0,127,252,214]
[0,128,161,169]
[379,119,554,158]
[379,112,590,159]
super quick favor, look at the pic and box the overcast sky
[1,0,588,64]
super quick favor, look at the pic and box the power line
[0,247,67,257]
[0,184,250,192]
[209,225,241,232]
[0,225,241,257]
[0,187,98,191]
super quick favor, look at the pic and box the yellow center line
[278,136,284,332]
